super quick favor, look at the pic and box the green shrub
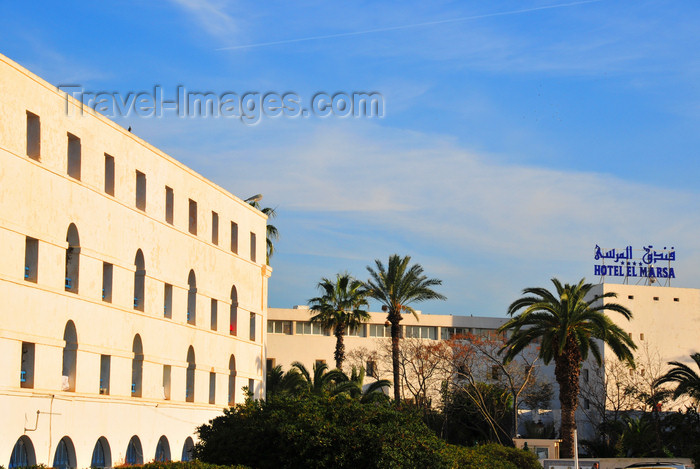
[470,444,541,469]
[194,394,449,469]
[441,444,517,469]
[441,444,539,469]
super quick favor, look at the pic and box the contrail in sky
[217,0,604,51]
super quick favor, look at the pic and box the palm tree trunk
[390,312,402,402]
[334,325,345,369]
[554,338,582,458]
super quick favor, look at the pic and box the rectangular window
[24,237,38,283]
[102,263,113,302]
[212,211,219,245]
[440,327,471,340]
[188,199,197,234]
[135,170,147,210]
[67,133,81,180]
[369,324,391,338]
[295,321,328,336]
[583,368,589,383]
[209,372,216,404]
[267,320,292,335]
[104,154,115,195]
[99,355,110,395]
[583,398,590,410]
[26,111,40,160]
[248,378,255,398]
[21,342,35,388]
[162,365,171,400]
[165,186,174,224]
[266,358,275,372]
[640,333,645,341]
[250,232,257,262]
[366,360,376,378]
[295,321,309,334]
[210,299,218,331]
[347,324,366,337]
[425,326,438,340]
[230,222,238,254]
[163,284,173,318]
[249,312,256,341]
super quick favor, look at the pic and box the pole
[573,429,579,469]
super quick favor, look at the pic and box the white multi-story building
[268,283,699,440]
[267,306,507,374]
[0,53,272,468]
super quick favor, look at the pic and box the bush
[441,444,540,469]
[471,444,541,469]
[194,394,449,469]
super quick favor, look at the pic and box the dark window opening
[26,111,41,160]
[67,133,81,180]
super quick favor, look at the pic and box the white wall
[0,53,271,468]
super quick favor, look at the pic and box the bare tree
[388,338,452,408]
[579,343,675,452]
[438,332,542,441]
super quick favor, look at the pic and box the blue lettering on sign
[593,245,676,279]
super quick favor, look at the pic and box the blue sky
[3,0,700,316]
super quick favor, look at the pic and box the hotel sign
[594,245,676,279]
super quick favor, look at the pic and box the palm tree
[655,353,700,408]
[365,254,446,402]
[308,273,370,369]
[332,366,392,403]
[498,278,636,458]
[292,361,342,395]
[248,201,279,264]
[266,364,306,400]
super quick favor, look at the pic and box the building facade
[0,53,271,468]
[267,306,508,374]
[268,283,699,440]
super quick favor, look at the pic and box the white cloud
[205,121,700,267]
[167,0,240,44]
[135,116,700,314]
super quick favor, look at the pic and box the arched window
[90,437,111,469]
[132,335,143,397]
[125,436,143,465]
[62,321,78,392]
[53,437,76,469]
[65,224,80,293]
[187,270,196,325]
[155,436,171,462]
[228,355,236,406]
[181,437,194,462]
[186,346,195,402]
[229,286,238,336]
[134,250,145,311]
[9,436,36,468]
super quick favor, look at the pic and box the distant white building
[268,283,700,440]
[0,53,272,468]
[267,306,507,374]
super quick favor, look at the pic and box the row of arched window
[24,223,256,339]
[8,434,194,468]
[20,320,242,404]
